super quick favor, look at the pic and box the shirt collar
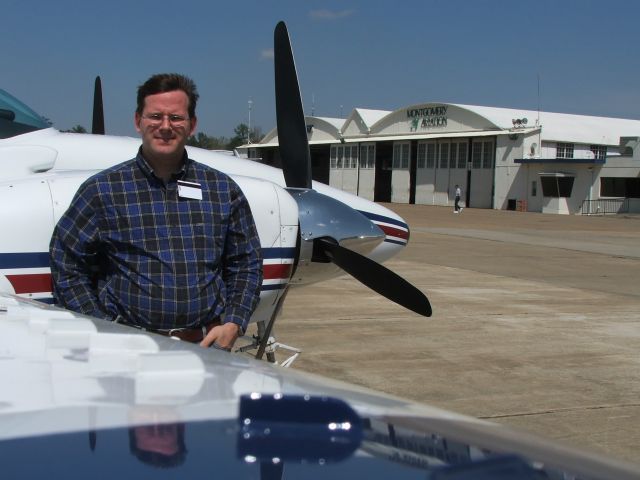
[135,147,191,183]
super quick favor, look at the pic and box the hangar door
[391,142,410,203]
[469,139,495,208]
[358,143,376,201]
[415,139,468,206]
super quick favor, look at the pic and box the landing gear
[234,288,302,367]
[235,323,301,367]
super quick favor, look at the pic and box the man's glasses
[142,113,189,128]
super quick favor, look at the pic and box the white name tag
[177,180,203,200]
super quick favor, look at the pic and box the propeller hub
[286,188,385,286]
[288,188,384,256]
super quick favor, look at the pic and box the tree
[62,125,87,133]
[225,123,264,150]
[186,132,226,150]
[249,126,264,143]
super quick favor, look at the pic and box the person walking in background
[454,184,463,213]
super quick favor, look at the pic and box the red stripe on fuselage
[378,224,409,240]
[5,262,292,295]
[6,273,53,294]
[263,263,292,280]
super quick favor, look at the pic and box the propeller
[273,22,432,317]
[316,238,432,316]
[274,22,312,189]
[92,76,105,135]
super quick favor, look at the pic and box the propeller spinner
[273,21,432,317]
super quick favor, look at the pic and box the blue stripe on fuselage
[0,252,50,269]
[262,247,296,259]
[0,248,296,270]
[357,210,408,230]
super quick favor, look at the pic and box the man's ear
[188,116,198,136]
[134,112,142,133]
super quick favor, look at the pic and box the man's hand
[200,322,240,351]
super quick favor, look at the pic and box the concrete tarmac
[272,204,640,465]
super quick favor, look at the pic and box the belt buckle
[167,328,184,338]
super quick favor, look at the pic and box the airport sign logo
[408,105,448,131]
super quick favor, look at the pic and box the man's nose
[159,115,172,128]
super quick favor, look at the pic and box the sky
[3,0,640,139]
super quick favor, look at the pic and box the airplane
[0,290,638,479]
[0,23,431,364]
[0,22,638,479]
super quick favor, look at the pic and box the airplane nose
[354,207,411,265]
[289,189,385,258]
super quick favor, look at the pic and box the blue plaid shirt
[50,150,263,333]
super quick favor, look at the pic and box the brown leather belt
[151,321,220,343]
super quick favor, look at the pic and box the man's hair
[136,73,199,119]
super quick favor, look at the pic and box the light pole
[247,99,253,144]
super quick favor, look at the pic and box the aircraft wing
[0,292,637,479]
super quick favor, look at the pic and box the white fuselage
[0,128,411,325]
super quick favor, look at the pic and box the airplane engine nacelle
[286,189,385,287]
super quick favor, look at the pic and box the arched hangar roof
[250,102,640,148]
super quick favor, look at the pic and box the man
[454,184,463,213]
[50,73,263,351]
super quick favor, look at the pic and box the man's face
[135,90,197,162]
[134,423,180,456]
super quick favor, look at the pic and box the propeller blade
[274,21,312,189]
[316,238,432,317]
[92,76,105,135]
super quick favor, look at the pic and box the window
[393,142,410,169]
[471,143,482,169]
[330,146,338,169]
[455,142,467,169]
[590,144,607,160]
[392,144,400,168]
[600,177,640,198]
[439,143,449,169]
[540,176,575,197]
[360,144,375,169]
[417,143,426,169]
[482,142,494,169]
[347,145,358,169]
[556,143,574,159]
[426,143,436,168]
[450,143,457,169]
[401,144,409,169]
[471,140,493,169]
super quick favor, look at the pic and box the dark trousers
[455,195,461,212]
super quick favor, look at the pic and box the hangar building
[240,103,640,214]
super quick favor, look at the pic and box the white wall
[357,168,375,201]
[494,134,526,210]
